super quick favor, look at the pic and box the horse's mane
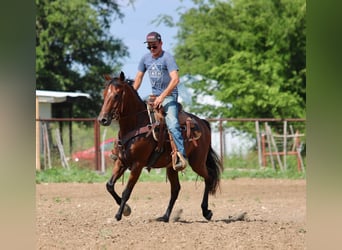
[124,78,147,107]
[105,73,146,107]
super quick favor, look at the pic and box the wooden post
[219,120,224,166]
[296,143,305,173]
[294,130,305,172]
[55,128,69,169]
[267,124,284,171]
[101,127,107,173]
[290,125,295,151]
[283,121,287,170]
[255,121,263,168]
[36,97,41,170]
[68,103,73,155]
[43,123,52,169]
[261,133,267,167]
[265,123,275,170]
[94,119,101,171]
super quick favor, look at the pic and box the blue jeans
[162,95,186,157]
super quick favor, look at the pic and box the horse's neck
[119,103,148,135]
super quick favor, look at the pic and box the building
[36,90,91,170]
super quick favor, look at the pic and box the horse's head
[97,71,128,126]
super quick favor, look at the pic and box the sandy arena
[36,178,306,249]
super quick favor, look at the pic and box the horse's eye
[114,94,119,100]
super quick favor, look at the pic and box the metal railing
[36,117,305,172]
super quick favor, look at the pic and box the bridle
[104,78,125,121]
[103,77,152,149]
[105,78,146,121]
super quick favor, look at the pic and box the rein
[110,82,154,148]
[118,122,158,146]
[115,109,148,122]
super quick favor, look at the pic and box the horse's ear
[103,74,111,81]
[119,71,125,81]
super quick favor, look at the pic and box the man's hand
[153,95,164,109]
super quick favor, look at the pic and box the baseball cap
[144,32,161,43]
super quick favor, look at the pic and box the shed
[36,90,91,170]
[36,90,91,118]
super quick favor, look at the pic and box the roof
[36,90,91,103]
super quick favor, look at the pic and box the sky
[110,0,196,98]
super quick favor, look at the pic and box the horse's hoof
[156,216,169,223]
[204,210,213,221]
[115,214,122,221]
[123,204,131,216]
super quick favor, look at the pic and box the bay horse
[97,72,223,222]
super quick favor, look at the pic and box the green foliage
[173,0,306,119]
[36,0,132,117]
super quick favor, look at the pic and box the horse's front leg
[156,167,181,222]
[115,165,143,221]
[106,160,127,207]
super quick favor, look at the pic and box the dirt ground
[36,178,306,249]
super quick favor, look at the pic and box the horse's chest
[124,136,154,159]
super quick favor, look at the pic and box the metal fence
[36,118,305,172]
[207,118,306,172]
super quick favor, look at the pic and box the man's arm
[154,70,179,108]
[133,71,145,91]
[160,70,179,98]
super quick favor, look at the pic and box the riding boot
[168,131,187,171]
[172,151,187,171]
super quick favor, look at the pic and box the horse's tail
[202,119,224,195]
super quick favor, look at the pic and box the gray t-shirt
[138,51,179,97]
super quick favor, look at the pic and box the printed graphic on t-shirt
[148,62,163,88]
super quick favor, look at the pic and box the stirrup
[172,152,187,171]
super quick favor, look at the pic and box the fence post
[261,133,267,167]
[36,97,41,170]
[255,121,263,168]
[283,120,287,170]
[94,119,101,171]
[219,119,224,166]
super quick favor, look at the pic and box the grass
[36,159,306,184]
[222,153,306,179]
[36,165,111,183]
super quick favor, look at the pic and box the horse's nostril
[97,116,107,124]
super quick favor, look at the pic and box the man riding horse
[132,31,187,171]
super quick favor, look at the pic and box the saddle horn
[120,71,125,81]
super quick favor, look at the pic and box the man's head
[144,32,161,43]
[144,31,163,57]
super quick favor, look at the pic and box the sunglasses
[147,45,158,50]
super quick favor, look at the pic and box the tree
[36,0,133,117]
[173,0,306,119]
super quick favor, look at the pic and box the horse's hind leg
[201,182,213,220]
[156,167,181,222]
[191,160,213,221]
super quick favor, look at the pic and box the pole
[94,120,101,171]
[36,97,41,170]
